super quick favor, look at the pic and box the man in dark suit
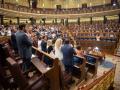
[11,28,18,54]
[61,39,76,73]
[16,24,32,71]
[41,35,47,52]
[0,43,7,67]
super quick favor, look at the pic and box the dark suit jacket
[41,40,47,52]
[11,32,18,51]
[61,44,75,66]
[47,46,53,54]
[16,31,32,59]
[0,44,7,66]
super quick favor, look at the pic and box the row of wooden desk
[32,46,62,90]
[0,36,113,90]
[31,46,105,90]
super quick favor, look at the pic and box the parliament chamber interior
[0,0,120,90]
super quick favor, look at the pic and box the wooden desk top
[31,57,51,74]
[89,51,105,58]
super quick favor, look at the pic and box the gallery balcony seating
[0,2,119,14]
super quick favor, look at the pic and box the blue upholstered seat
[85,55,96,64]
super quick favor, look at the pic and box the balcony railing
[0,2,119,14]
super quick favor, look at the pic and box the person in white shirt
[7,29,11,36]
[54,38,65,71]
[0,29,5,36]
[52,32,56,39]
[96,34,101,41]
[38,37,42,50]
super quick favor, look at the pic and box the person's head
[76,45,81,50]
[55,38,62,49]
[41,35,47,41]
[32,35,37,40]
[25,25,33,33]
[28,25,33,31]
[64,39,69,44]
[11,29,16,33]
[47,39,53,47]
[38,36,41,40]
[87,47,92,51]
[19,24,26,31]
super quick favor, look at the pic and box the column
[90,17,92,24]
[40,19,42,24]
[77,17,80,25]
[103,16,107,24]
[1,0,4,4]
[33,18,36,24]
[65,18,68,26]
[118,14,120,23]
[52,19,55,24]
[42,18,46,25]
[28,0,31,8]
[61,19,64,25]
[30,17,36,25]
[1,0,4,7]
[0,15,4,25]
[9,19,12,24]
[16,17,20,25]
[55,18,57,24]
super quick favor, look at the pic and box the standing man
[61,39,76,73]
[41,35,47,52]
[16,24,32,71]
[11,27,18,54]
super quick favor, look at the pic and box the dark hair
[41,35,45,39]
[38,37,41,40]
[76,45,81,50]
[64,39,69,44]
[19,24,26,30]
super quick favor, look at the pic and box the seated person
[38,37,42,50]
[41,36,47,52]
[47,39,54,54]
[75,45,85,58]
[85,47,93,55]
[96,34,101,41]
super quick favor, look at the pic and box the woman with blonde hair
[55,38,65,71]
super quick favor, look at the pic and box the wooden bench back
[32,46,61,90]
[85,55,99,76]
